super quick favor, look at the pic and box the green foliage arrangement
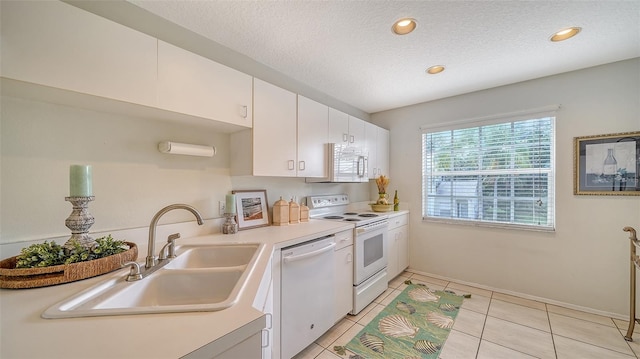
[15,241,66,268]
[92,235,129,257]
[15,235,128,268]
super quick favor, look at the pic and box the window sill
[422,217,555,232]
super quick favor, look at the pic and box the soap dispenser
[273,197,289,226]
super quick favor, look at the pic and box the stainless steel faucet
[159,233,181,261]
[145,204,204,269]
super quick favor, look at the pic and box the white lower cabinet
[333,230,354,323]
[183,315,267,359]
[212,331,263,359]
[387,213,409,280]
[253,255,274,359]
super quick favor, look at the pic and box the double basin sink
[42,243,263,319]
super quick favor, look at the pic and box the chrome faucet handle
[167,233,180,258]
[122,261,143,282]
[159,233,180,260]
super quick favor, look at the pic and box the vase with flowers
[375,175,390,204]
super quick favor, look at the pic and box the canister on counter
[300,202,309,222]
[273,197,289,226]
[289,198,300,224]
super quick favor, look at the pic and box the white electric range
[307,194,389,314]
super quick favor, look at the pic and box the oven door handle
[283,243,336,263]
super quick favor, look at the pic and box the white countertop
[0,220,354,359]
[386,209,409,218]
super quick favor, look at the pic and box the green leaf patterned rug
[336,282,466,359]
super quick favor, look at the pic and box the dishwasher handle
[283,242,336,263]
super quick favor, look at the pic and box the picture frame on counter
[232,190,270,229]
[574,131,640,196]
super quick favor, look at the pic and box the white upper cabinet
[364,122,379,179]
[364,123,390,179]
[1,1,157,107]
[252,78,298,177]
[233,85,328,178]
[376,127,390,177]
[297,96,328,178]
[157,41,252,128]
[328,108,350,144]
[348,116,366,148]
[327,108,366,147]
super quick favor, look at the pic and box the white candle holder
[222,213,238,234]
[64,196,96,250]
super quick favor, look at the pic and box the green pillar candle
[70,165,93,197]
[226,194,236,214]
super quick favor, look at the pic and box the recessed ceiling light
[426,65,445,75]
[550,27,581,42]
[392,18,416,35]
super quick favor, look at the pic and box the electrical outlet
[219,201,225,215]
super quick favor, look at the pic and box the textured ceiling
[128,0,640,114]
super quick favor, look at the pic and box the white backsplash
[0,218,225,259]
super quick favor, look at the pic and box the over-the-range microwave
[306,143,369,183]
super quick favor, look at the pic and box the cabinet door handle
[240,105,248,118]
[350,135,355,143]
[266,313,273,329]
[343,133,348,142]
[347,252,353,263]
[261,328,270,348]
[298,160,305,171]
[288,160,295,170]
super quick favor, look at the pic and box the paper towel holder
[158,141,216,157]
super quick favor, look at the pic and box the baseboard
[405,268,629,321]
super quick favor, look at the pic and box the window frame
[421,107,557,231]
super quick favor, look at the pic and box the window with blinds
[422,115,555,230]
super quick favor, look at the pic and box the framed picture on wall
[574,131,640,195]
[232,190,270,229]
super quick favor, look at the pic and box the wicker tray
[370,203,394,212]
[0,242,138,289]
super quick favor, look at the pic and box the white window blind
[422,114,555,230]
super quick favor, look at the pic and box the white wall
[371,58,640,316]
[0,96,369,249]
[1,96,232,244]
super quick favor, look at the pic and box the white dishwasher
[280,235,336,359]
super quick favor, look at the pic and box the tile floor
[293,271,640,359]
